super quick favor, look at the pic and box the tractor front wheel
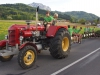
[0,47,13,62]
[49,28,71,59]
[18,45,37,69]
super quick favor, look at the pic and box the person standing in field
[68,25,74,44]
[68,25,73,37]
[43,11,54,31]
[73,26,82,44]
[84,26,89,38]
[88,26,91,38]
[91,27,96,37]
[88,26,92,38]
[72,26,78,43]
[84,26,87,33]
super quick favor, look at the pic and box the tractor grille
[8,30,16,46]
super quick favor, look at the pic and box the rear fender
[19,43,38,52]
[46,26,68,37]
[0,40,7,47]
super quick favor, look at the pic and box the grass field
[0,20,26,40]
[0,20,100,40]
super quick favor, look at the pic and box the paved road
[0,38,100,75]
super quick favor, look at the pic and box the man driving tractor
[43,11,54,31]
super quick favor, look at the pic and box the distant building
[85,21,96,25]
[85,21,91,25]
[97,24,100,28]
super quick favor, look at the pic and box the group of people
[68,25,82,44]
[84,26,95,38]
[43,11,58,31]
[68,25,96,44]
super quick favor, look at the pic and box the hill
[64,11,99,21]
[28,2,51,11]
[28,2,100,21]
[0,3,99,22]
[0,3,71,20]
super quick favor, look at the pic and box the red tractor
[0,8,71,69]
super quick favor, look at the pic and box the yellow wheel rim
[2,56,11,59]
[62,37,69,51]
[24,50,35,65]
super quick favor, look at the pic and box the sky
[0,0,100,17]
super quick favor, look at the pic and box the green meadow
[0,20,26,40]
[0,20,100,40]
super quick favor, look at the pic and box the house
[85,21,96,25]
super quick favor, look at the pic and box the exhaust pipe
[36,6,39,31]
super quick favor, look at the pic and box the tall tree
[78,18,86,24]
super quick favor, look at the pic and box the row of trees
[0,3,71,21]
[0,4,37,20]
[70,16,99,25]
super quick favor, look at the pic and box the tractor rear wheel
[49,28,71,59]
[18,45,37,69]
[0,47,13,62]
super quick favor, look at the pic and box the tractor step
[0,49,19,56]
[40,36,46,39]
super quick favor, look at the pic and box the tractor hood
[8,24,45,31]
[7,24,45,46]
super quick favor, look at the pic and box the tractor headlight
[32,31,36,35]
[5,35,8,39]
[20,36,24,41]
